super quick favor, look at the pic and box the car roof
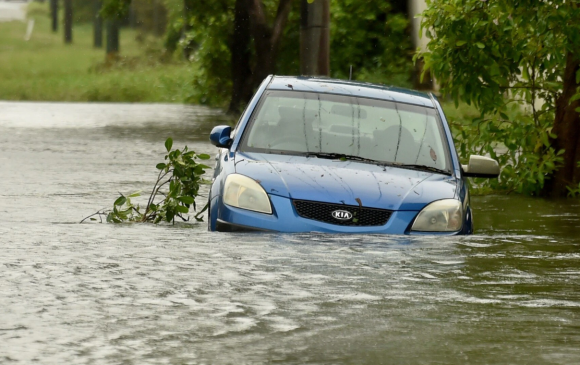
[267,76,435,108]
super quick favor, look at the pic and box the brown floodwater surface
[1,101,579,364]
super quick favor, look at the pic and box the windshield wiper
[305,152,384,166]
[304,153,451,175]
[392,163,451,175]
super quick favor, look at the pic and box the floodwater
[1,101,579,364]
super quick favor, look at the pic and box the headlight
[411,199,463,232]
[223,174,272,214]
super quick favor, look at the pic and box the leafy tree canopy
[162,0,413,106]
[419,0,580,196]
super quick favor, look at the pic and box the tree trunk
[300,0,330,76]
[252,26,276,88]
[246,0,294,89]
[543,51,580,197]
[106,19,120,57]
[227,0,253,114]
[50,0,58,32]
[94,0,103,48]
[64,0,73,44]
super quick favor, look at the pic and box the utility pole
[106,18,120,56]
[300,0,330,76]
[50,0,58,32]
[94,0,103,48]
[64,0,73,43]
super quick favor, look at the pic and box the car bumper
[212,194,465,235]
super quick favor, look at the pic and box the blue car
[208,76,499,234]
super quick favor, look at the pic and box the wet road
[1,101,579,364]
[0,1,26,23]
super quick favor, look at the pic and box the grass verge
[0,3,193,103]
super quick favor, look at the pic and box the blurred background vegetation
[0,0,416,106]
[2,0,578,197]
[0,1,190,102]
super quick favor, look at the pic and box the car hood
[234,152,459,211]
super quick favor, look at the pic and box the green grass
[0,3,193,103]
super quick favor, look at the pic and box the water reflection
[0,102,579,364]
[474,194,580,238]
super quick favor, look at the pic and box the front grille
[293,200,392,226]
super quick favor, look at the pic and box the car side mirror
[462,155,500,178]
[210,125,233,148]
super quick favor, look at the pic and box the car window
[241,90,450,171]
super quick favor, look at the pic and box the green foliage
[131,0,169,35]
[330,0,412,87]
[83,138,211,224]
[447,103,564,195]
[419,0,580,195]
[101,0,132,19]
[567,162,580,197]
[162,0,414,107]
[172,0,233,106]
[0,14,192,103]
[100,0,415,107]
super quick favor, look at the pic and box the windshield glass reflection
[240,90,449,171]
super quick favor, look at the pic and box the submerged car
[207,76,499,234]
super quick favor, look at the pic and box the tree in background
[163,0,413,112]
[419,0,580,197]
[164,1,233,106]
[246,0,294,86]
[329,0,412,85]
[131,0,168,36]
[163,0,295,113]
[94,0,414,113]
[229,0,253,112]
[64,0,73,43]
[94,0,103,48]
[50,0,58,32]
[231,0,294,113]
[100,0,131,56]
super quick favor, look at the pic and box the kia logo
[332,210,353,221]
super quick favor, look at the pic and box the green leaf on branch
[165,138,173,152]
[114,196,126,206]
[178,196,195,205]
[175,205,189,214]
[475,42,485,49]
[197,154,211,160]
[84,137,211,225]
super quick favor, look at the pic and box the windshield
[239,90,450,171]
